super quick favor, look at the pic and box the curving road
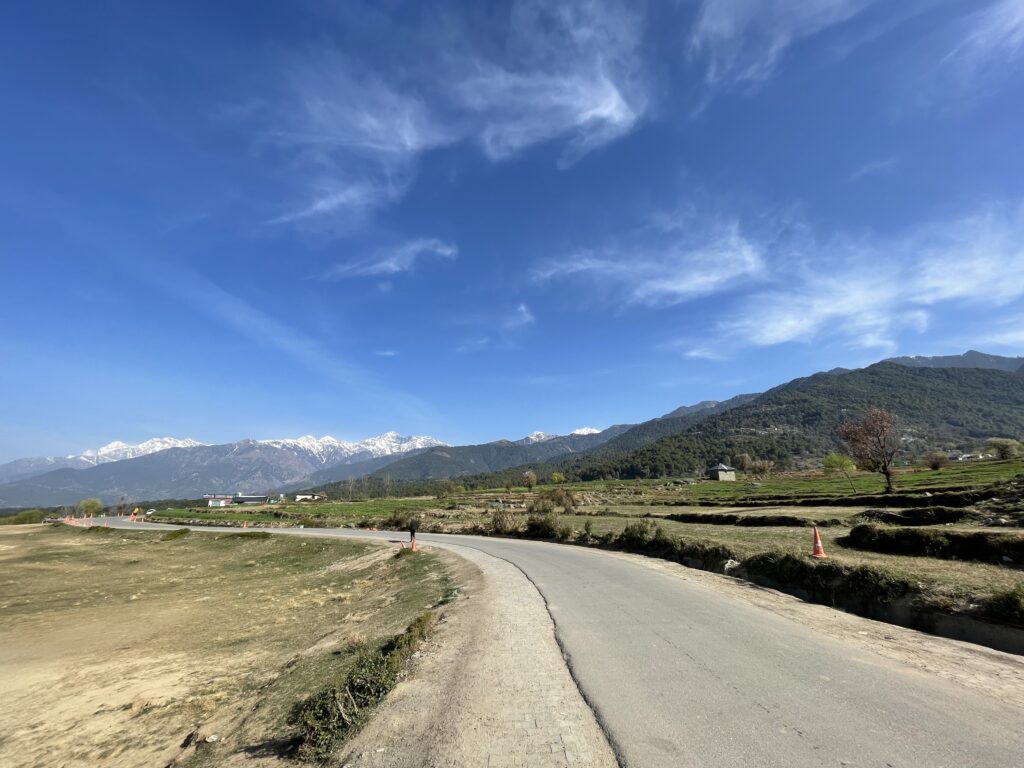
[112,521,1024,767]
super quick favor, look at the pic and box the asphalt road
[112,521,1024,767]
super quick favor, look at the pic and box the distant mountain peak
[256,433,447,462]
[74,437,206,465]
[519,431,556,444]
[570,427,601,435]
[884,350,1024,373]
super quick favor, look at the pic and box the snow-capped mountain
[76,438,206,465]
[517,431,557,445]
[256,432,444,464]
[0,437,206,485]
[0,431,448,506]
[516,428,599,444]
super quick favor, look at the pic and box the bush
[926,451,950,470]
[294,612,435,761]
[524,512,561,539]
[544,488,576,513]
[527,496,556,515]
[0,509,45,525]
[490,507,518,535]
[616,519,657,550]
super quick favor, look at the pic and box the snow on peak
[521,431,556,444]
[570,427,601,435]
[75,437,206,465]
[257,432,447,463]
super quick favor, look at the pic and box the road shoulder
[336,543,618,768]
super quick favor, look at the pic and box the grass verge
[292,612,436,761]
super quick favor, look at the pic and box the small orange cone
[129,513,136,523]
[811,527,827,559]
[411,540,418,553]
[242,520,248,529]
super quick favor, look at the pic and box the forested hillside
[459,363,1024,484]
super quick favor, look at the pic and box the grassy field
[0,524,454,767]
[138,460,1024,623]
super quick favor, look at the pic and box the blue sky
[3,0,1024,461]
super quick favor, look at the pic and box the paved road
[113,521,1024,767]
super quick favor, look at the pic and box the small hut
[707,463,737,482]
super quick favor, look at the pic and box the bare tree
[926,451,950,471]
[733,453,754,472]
[522,470,537,492]
[838,408,900,494]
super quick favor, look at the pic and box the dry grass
[0,525,452,768]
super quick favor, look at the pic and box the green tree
[550,472,566,484]
[822,452,858,492]
[733,453,754,472]
[77,497,103,518]
[838,408,900,493]
[987,438,1022,461]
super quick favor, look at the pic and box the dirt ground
[0,525,455,768]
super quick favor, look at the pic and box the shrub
[490,507,518,535]
[0,509,45,526]
[544,487,576,513]
[524,512,561,539]
[616,519,657,550]
[926,451,950,470]
[294,612,435,761]
[527,497,556,515]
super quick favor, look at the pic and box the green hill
[460,363,1024,484]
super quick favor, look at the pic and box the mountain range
[0,433,445,507]
[2,350,1022,507]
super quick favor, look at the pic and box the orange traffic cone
[129,513,136,523]
[411,540,418,553]
[811,527,827,559]
[242,520,248,529]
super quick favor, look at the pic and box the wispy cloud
[533,218,765,307]
[455,0,646,167]
[690,0,879,87]
[848,156,897,182]
[503,303,536,329]
[717,200,1024,353]
[942,0,1024,71]
[261,0,649,226]
[325,238,458,279]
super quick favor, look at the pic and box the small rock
[723,559,742,574]
[1002,555,1014,563]
[205,735,219,743]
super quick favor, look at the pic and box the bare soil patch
[0,525,453,768]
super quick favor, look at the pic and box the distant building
[232,494,271,505]
[295,493,327,502]
[707,463,737,482]
[207,498,230,507]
